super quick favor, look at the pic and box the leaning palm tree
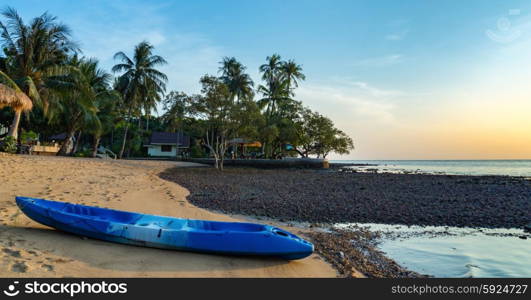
[88,89,118,158]
[281,59,305,96]
[112,41,167,158]
[48,57,116,155]
[219,57,254,102]
[0,7,78,138]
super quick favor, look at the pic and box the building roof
[49,133,68,141]
[148,131,190,147]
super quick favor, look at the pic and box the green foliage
[0,136,17,153]
[295,108,354,158]
[0,6,79,114]
[1,7,354,161]
[162,91,191,132]
[20,130,38,144]
[73,149,92,157]
[190,143,206,158]
[112,41,168,158]
[219,57,254,101]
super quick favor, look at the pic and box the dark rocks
[308,229,427,278]
[158,167,531,278]
[159,168,531,229]
[2,248,21,258]
[11,261,27,273]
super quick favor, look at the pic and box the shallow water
[331,160,531,177]
[336,223,531,278]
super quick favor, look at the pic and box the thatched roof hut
[0,83,33,111]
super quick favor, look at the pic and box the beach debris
[2,248,21,258]
[11,261,28,273]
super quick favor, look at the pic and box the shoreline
[159,166,531,277]
[3,155,528,278]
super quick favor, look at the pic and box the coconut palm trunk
[72,131,82,154]
[92,135,101,158]
[7,110,22,139]
[118,124,129,159]
[57,128,76,156]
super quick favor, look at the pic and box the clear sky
[5,0,531,159]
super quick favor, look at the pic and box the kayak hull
[15,197,313,260]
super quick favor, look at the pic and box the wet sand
[0,154,337,277]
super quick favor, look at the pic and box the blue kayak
[15,197,313,260]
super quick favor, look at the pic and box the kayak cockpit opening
[272,229,289,237]
[186,220,267,232]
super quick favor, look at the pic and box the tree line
[0,7,353,169]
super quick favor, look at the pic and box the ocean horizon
[330,159,531,177]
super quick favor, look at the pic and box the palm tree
[49,57,115,155]
[219,57,254,102]
[0,7,78,139]
[259,54,282,86]
[112,41,167,158]
[89,90,118,157]
[281,59,305,96]
[257,54,290,118]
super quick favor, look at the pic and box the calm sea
[332,159,531,277]
[331,160,531,177]
[337,223,531,278]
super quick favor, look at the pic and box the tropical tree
[161,91,192,132]
[281,59,305,96]
[48,57,116,155]
[112,41,167,158]
[219,57,254,102]
[0,6,78,139]
[257,54,307,158]
[190,75,236,170]
[294,108,354,158]
[88,87,118,157]
[257,54,286,118]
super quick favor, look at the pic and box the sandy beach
[0,154,337,277]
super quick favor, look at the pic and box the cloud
[385,30,408,41]
[296,81,397,125]
[349,81,404,97]
[352,54,403,67]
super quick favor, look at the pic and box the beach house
[144,131,190,157]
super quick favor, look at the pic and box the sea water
[336,223,530,278]
[330,160,531,277]
[331,160,531,177]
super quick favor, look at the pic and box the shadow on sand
[1,224,291,274]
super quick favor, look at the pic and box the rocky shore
[160,168,530,229]
[308,227,427,278]
[159,167,531,278]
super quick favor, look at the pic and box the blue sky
[5,0,531,159]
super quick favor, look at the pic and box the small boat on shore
[15,197,314,260]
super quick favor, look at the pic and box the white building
[144,132,190,157]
